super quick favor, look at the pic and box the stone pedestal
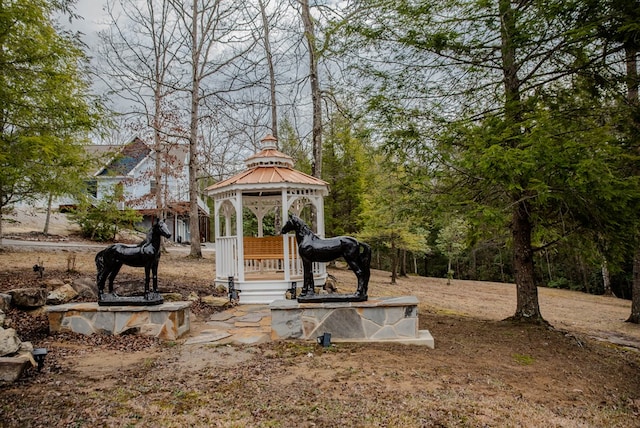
[46,301,191,341]
[270,296,434,348]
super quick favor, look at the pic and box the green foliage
[435,217,469,261]
[358,156,430,281]
[333,0,640,318]
[0,0,102,216]
[512,353,535,366]
[322,113,369,236]
[243,208,276,237]
[70,189,142,241]
[279,117,312,174]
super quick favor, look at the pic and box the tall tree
[0,0,100,241]
[341,0,636,323]
[598,0,640,322]
[322,112,369,236]
[257,0,279,139]
[300,0,323,178]
[435,217,469,285]
[358,157,429,284]
[169,0,255,257]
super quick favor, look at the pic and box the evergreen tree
[358,157,429,284]
[322,113,369,236]
[340,0,637,323]
[0,0,101,239]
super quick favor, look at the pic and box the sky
[64,0,109,50]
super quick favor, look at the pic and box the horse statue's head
[281,214,304,235]
[154,219,172,239]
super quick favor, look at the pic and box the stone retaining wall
[270,296,434,347]
[46,301,191,341]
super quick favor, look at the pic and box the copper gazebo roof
[205,134,328,194]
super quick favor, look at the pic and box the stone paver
[185,305,271,346]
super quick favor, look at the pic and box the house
[84,137,210,243]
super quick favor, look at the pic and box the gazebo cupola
[205,134,329,304]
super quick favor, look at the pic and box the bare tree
[98,0,183,219]
[257,0,279,139]
[168,0,257,257]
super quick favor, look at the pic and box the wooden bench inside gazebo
[243,236,297,275]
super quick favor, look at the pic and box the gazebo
[205,134,329,304]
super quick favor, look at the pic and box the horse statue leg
[301,260,315,297]
[357,243,372,297]
[144,265,151,299]
[96,269,107,300]
[152,260,160,294]
[107,262,122,295]
[95,250,107,300]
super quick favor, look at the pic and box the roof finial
[261,134,278,150]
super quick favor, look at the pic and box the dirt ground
[0,247,638,427]
[0,211,639,427]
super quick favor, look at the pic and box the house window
[85,180,97,198]
[150,179,157,195]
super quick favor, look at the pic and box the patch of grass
[512,353,535,365]
[272,341,316,358]
[142,357,156,369]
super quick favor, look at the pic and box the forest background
[1,0,640,325]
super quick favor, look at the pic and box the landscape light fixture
[32,348,48,371]
[228,276,239,302]
[289,282,297,299]
[317,332,331,348]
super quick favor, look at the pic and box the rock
[47,284,79,305]
[0,294,11,312]
[8,288,48,308]
[201,295,229,308]
[43,278,65,290]
[0,354,32,383]
[71,277,98,299]
[0,327,21,357]
[324,275,338,293]
[161,292,183,302]
[114,281,144,296]
[19,341,33,353]
[0,310,4,327]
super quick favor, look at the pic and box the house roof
[205,134,328,194]
[97,137,151,177]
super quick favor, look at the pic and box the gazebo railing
[216,236,238,279]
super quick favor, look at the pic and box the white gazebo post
[206,134,329,304]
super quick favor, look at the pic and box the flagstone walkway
[184,305,272,346]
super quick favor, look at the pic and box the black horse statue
[95,219,171,305]
[282,214,371,301]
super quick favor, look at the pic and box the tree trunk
[188,0,202,258]
[259,0,278,140]
[626,42,640,322]
[44,192,53,234]
[602,259,613,297]
[498,0,544,323]
[390,243,397,284]
[154,84,164,220]
[628,246,640,323]
[399,249,407,277]
[510,200,545,323]
[300,0,322,178]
